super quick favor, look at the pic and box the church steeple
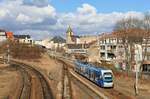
[66,25,73,36]
[66,25,74,44]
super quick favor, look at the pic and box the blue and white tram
[74,60,114,88]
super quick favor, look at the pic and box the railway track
[70,72,101,99]
[11,61,53,99]
[58,59,104,99]
[62,64,72,99]
[70,69,134,99]
[0,59,54,99]
[56,57,134,99]
[12,64,32,99]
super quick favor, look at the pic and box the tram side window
[95,74,99,81]
[91,72,95,80]
[93,73,96,80]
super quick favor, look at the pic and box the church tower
[66,26,74,44]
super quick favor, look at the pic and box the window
[143,64,150,72]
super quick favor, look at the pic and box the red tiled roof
[6,32,14,39]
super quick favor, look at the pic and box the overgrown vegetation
[0,40,45,60]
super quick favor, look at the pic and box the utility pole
[135,62,139,95]
[135,44,140,95]
[96,32,100,62]
[98,33,101,62]
[7,44,10,64]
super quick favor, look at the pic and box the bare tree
[0,40,45,60]
[114,17,145,72]
[140,12,150,70]
[113,12,150,95]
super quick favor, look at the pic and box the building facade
[0,30,7,42]
[65,26,97,55]
[98,33,150,72]
[14,35,33,44]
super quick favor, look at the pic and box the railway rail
[0,59,53,99]
[11,60,53,99]
[12,64,32,99]
[56,56,134,99]
[58,58,105,99]
[62,64,72,99]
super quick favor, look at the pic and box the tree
[113,12,150,95]
[140,12,150,69]
[0,40,45,60]
[114,17,145,72]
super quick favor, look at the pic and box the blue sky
[51,0,150,13]
[0,0,149,39]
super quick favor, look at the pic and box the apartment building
[99,33,119,61]
[98,33,150,73]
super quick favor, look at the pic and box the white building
[35,36,66,50]
[0,30,7,42]
[99,33,118,62]
[14,35,33,44]
[98,33,127,70]
[98,33,150,73]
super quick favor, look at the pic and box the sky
[0,0,150,40]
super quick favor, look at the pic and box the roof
[75,61,110,73]
[66,26,73,33]
[89,66,101,73]
[0,29,6,32]
[6,31,13,34]
[75,61,89,67]
[6,32,13,38]
[99,33,116,40]
[71,35,80,38]
[14,35,31,39]
[51,36,66,43]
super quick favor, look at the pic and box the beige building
[79,35,97,44]
[65,26,97,55]
[87,40,100,62]
[66,26,97,44]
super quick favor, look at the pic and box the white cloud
[77,3,97,15]
[0,2,146,39]
[0,9,9,19]
[16,13,31,23]
[0,0,56,24]
[58,4,144,35]
[15,5,56,24]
